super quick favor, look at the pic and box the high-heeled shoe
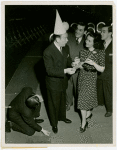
[86,113,93,120]
[80,121,88,133]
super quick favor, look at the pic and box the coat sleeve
[22,115,42,132]
[43,50,64,77]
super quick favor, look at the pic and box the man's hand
[74,57,80,63]
[41,128,50,136]
[64,68,76,75]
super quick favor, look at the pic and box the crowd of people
[5,10,113,136]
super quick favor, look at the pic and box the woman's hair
[25,95,39,109]
[86,32,101,49]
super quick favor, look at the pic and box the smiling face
[101,27,112,40]
[75,25,85,38]
[85,35,94,48]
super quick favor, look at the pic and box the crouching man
[5,87,50,136]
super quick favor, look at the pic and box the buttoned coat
[98,41,112,82]
[43,42,72,92]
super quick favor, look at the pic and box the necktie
[103,41,106,50]
[60,47,62,54]
[76,38,79,45]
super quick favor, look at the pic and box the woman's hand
[64,68,76,75]
[85,58,95,66]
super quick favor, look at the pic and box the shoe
[80,121,88,133]
[66,104,70,111]
[86,113,93,120]
[5,121,11,133]
[63,118,72,123]
[105,112,112,117]
[35,119,44,123]
[52,126,58,133]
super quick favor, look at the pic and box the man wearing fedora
[43,10,75,133]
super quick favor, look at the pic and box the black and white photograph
[1,0,116,148]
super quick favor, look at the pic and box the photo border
[1,0,116,148]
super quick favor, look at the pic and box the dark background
[5,5,112,87]
[5,5,112,26]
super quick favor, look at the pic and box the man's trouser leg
[66,77,73,106]
[72,71,79,99]
[7,109,35,136]
[47,89,65,127]
[66,72,78,106]
[103,80,112,113]
[97,79,105,105]
[97,79,112,113]
[58,91,66,121]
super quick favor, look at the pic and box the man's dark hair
[52,34,61,41]
[50,33,68,42]
[49,34,61,43]
[102,24,112,33]
[25,95,39,109]
[77,22,87,31]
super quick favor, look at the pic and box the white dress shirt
[104,38,112,49]
[54,41,62,53]
[76,36,83,44]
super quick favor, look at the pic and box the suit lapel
[80,36,85,45]
[105,41,112,53]
[52,43,63,58]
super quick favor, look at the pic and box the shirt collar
[104,38,112,48]
[54,41,61,51]
[76,36,83,43]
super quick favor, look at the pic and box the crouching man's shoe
[105,112,112,117]
[52,126,58,133]
[35,119,44,123]
[63,118,72,123]
[5,121,11,133]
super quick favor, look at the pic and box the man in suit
[6,87,50,136]
[66,22,87,111]
[97,24,113,117]
[43,10,76,133]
